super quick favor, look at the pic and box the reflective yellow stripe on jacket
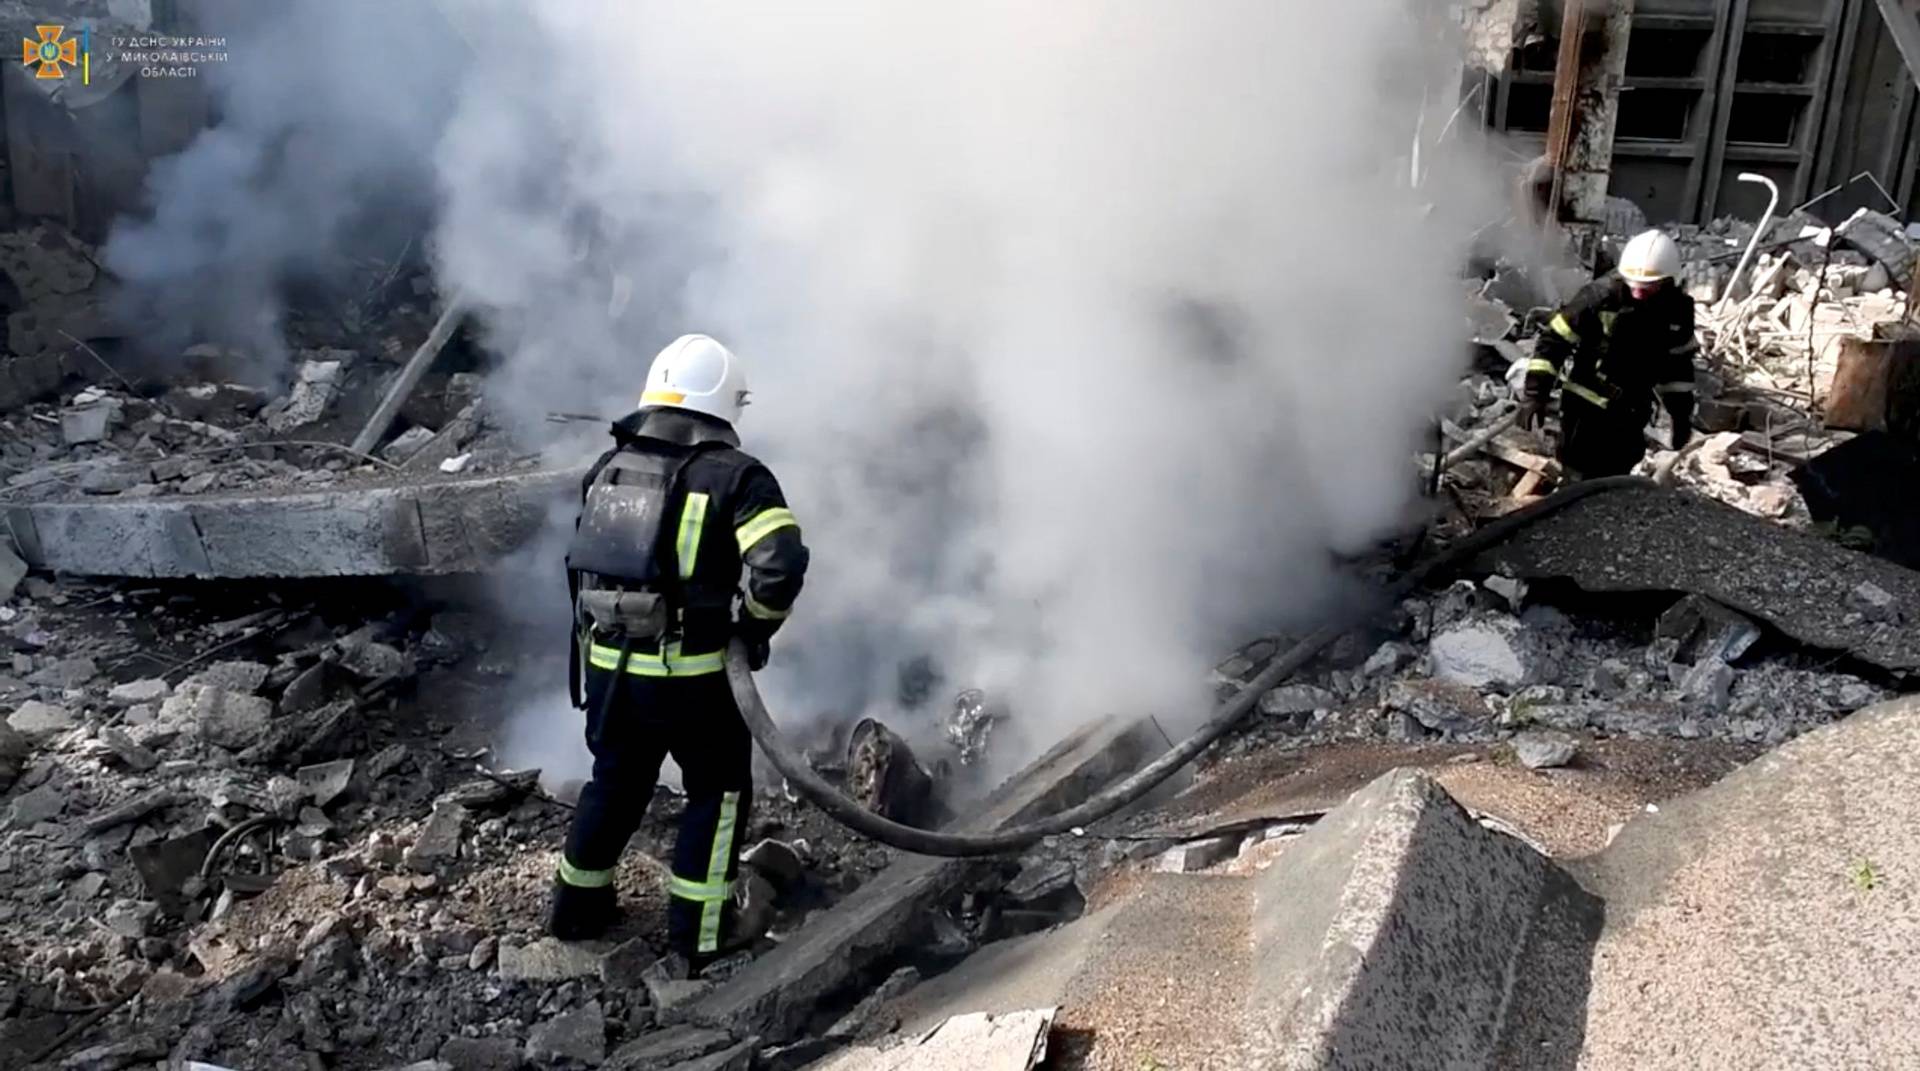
[742,591,789,621]
[676,493,709,580]
[735,507,798,554]
[586,640,725,677]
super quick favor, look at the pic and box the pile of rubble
[1,354,524,506]
[1215,574,1892,772]
[1681,208,1913,404]
[0,578,886,1070]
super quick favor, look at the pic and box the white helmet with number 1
[637,334,751,426]
[1618,229,1681,284]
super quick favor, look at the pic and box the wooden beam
[347,296,466,455]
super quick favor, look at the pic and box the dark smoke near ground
[101,1,464,381]
[103,1,1510,784]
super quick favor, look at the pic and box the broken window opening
[1624,28,1712,79]
[1514,37,1559,74]
[1736,32,1822,85]
[1727,94,1803,147]
[1615,88,1697,142]
[1506,82,1553,133]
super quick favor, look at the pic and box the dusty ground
[1149,737,1757,861]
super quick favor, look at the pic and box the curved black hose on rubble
[731,475,1655,857]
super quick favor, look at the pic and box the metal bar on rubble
[1717,172,1780,311]
[348,295,467,456]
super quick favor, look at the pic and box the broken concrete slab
[163,683,272,751]
[1513,729,1578,769]
[1383,678,1494,737]
[107,677,170,706]
[435,1036,522,1071]
[1655,594,1762,665]
[25,655,96,688]
[5,780,66,828]
[496,938,603,983]
[1429,611,1561,690]
[0,720,28,792]
[1477,483,1920,673]
[880,871,1255,1066]
[808,1009,1055,1071]
[405,802,468,872]
[0,539,25,600]
[1155,835,1243,874]
[1580,696,1920,1068]
[186,660,270,694]
[266,357,344,434]
[684,716,1161,1044]
[525,1002,605,1067]
[7,698,75,739]
[10,465,586,578]
[297,759,355,807]
[1243,768,1601,1068]
[606,1025,734,1070]
[659,1039,757,1071]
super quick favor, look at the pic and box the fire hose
[730,475,1657,857]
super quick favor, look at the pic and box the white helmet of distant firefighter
[1618,229,1681,285]
[637,333,751,426]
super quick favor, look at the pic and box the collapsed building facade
[3,3,1920,1071]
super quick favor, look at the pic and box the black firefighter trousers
[560,665,753,957]
[1557,392,1651,479]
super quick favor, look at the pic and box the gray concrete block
[12,466,587,578]
[26,499,187,576]
[1244,768,1599,1069]
[193,490,421,576]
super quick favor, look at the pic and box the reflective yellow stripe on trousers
[1560,377,1610,408]
[586,641,725,677]
[557,856,613,889]
[699,791,740,953]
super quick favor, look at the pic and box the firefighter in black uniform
[551,333,809,965]
[1521,229,1700,478]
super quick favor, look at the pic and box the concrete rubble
[0,40,1916,1071]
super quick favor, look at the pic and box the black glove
[736,617,775,671]
[1670,423,1692,451]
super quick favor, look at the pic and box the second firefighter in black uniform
[1521,228,1699,478]
[550,333,809,966]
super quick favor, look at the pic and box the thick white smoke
[110,1,1506,780]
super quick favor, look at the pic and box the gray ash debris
[1212,577,1899,762]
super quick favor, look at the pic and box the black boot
[548,876,617,941]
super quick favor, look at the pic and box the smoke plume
[112,1,1506,779]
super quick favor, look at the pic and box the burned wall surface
[1481,0,1920,226]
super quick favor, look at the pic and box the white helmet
[638,334,750,426]
[1618,229,1681,284]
